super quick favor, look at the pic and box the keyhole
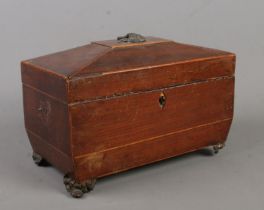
[159,92,166,108]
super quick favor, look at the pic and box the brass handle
[117,33,146,43]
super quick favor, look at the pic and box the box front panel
[70,77,234,157]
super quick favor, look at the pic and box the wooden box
[21,33,236,198]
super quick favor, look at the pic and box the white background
[0,0,263,209]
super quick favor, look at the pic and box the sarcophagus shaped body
[21,34,236,198]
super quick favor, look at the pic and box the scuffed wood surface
[23,85,71,155]
[74,119,232,181]
[21,37,236,184]
[68,55,235,103]
[70,77,234,156]
[28,130,73,173]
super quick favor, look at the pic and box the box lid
[23,34,235,79]
[22,33,235,103]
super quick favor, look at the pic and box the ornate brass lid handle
[117,33,146,43]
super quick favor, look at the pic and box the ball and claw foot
[32,152,51,166]
[63,174,96,198]
[213,143,225,154]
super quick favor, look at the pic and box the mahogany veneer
[21,34,236,198]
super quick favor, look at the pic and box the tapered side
[21,62,74,173]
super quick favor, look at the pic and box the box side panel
[68,55,235,103]
[23,85,73,173]
[21,62,68,102]
[74,119,232,181]
[70,77,234,157]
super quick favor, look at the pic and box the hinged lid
[22,34,235,103]
[23,34,235,79]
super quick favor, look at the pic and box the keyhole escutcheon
[159,92,166,108]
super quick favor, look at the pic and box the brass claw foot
[32,152,51,166]
[63,174,96,198]
[213,143,225,154]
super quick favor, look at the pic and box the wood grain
[70,77,234,156]
[21,37,236,185]
[23,85,71,155]
[22,37,234,79]
[21,62,68,102]
[68,55,235,103]
[79,41,233,76]
[73,119,232,181]
[22,43,110,77]
[28,130,73,173]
